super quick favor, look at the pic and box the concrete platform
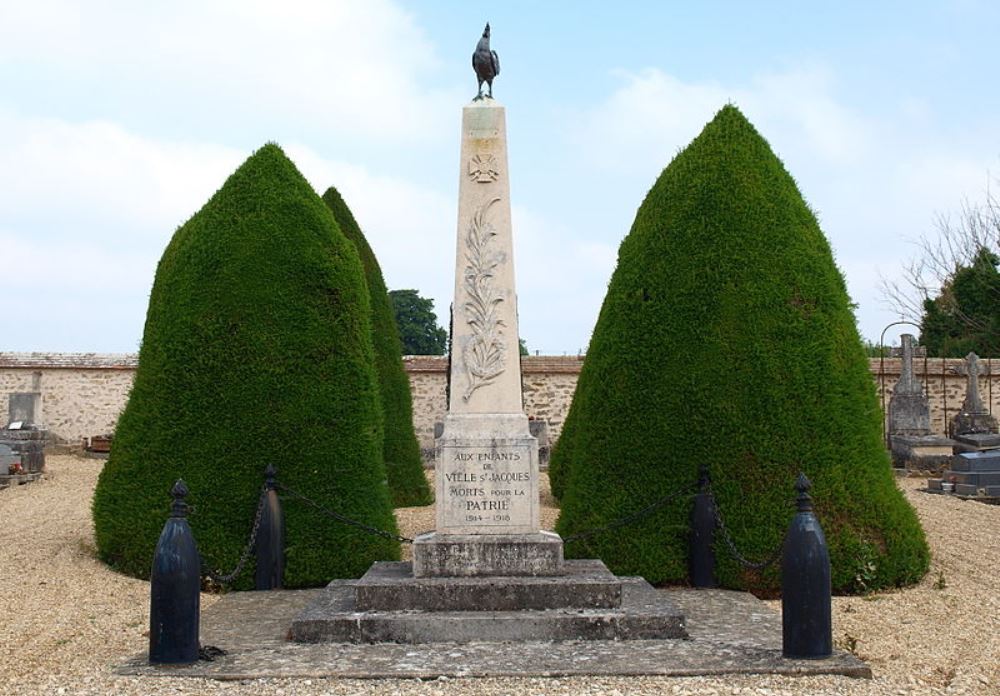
[355,559,622,611]
[117,587,870,680]
[290,573,685,643]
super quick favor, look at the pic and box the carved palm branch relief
[462,196,506,401]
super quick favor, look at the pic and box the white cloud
[0,110,244,242]
[0,110,466,350]
[563,66,1000,341]
[0,0,460,142]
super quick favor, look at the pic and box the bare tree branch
[879,177,1000,325]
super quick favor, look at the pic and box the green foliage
[920,248,1000,356]
[519,337,529,356]
[861,340,890,358]
[389,289,447,355]
[553,105,929,594]
[92,144,401,588]
[321,186,432,507]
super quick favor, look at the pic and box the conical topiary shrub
[92,144,400,588]
[554,105,929,594]
[322,186,432,507]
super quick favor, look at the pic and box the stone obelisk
[412,99,563,577]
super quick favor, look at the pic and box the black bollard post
[149,480,201,665]
[254,464,285,590]
[782,473,832,659]
[690,464,717,588]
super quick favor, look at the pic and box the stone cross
[956,352,989,415]
[895,334,922,396]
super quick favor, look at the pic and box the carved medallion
[468,153,500,183]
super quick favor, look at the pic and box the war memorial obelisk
[288,26,686,645]
[412,28,563,577]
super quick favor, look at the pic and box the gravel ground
[1,455,997,695]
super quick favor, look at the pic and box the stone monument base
[951,432,1000,455]
[288,559,687,644]
[412,531,563,577]
[0,429,47,474]
[889,434,955,472]
[950,413,999,441]
[928,450,1000,499]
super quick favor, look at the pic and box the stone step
[946,471,1000,486]
[290,576,687,644]
[950,451,1000,472]
[356,560,622,611]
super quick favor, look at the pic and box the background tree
[519,337,529,356]
[322,187,432,507]
[389,289,447,355]
[881,182,1000,354]
[920,247,1000,356]
[93,144,400,587]
[553,105,928,594]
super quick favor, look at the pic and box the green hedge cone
[554,105,929,594]
[93,143,400,588]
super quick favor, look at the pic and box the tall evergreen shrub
[322,186,432,506]
[92,144,400,587]
[554,105,929,594]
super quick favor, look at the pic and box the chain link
[200,485,268,585]
[277,483,414,544]
[563,482,699,544]
[711,492,784,571]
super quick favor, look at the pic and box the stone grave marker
[887,334,954,471]
[950,352,1000,453]
[7,392,42,428]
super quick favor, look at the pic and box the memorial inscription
[438,441,536,531]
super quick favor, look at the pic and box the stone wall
[871,356,1000,437]
[3,352,999,447]
[0,354,137,444]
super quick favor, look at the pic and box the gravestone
[7,392,43,428]
[288,56,686,642]
[887,335,954,471]
[1,392,47,478]
[949,352,1000,454]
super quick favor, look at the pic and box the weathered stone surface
[889,434,954,472]
[435,422,540,533]
[433,99,545,542]
[950,352,999,436]
[117,587,870,679]
[0,443,18,471]
[0,429,46,473]
[889,394,931,435]
[950,471,1000,486]
[289,576,685,644]
[7,392,42,427]
[950,451,1000,471]
[412,530,563,577]
[888,334,932,436]
[355,559,620,611]
[952,432,1000,454]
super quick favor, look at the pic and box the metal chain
[200,486,268,585]
[711,493,784,571]
[277,483,414,544]
[563,482,699,544]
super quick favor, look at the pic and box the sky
[1,0,998,355]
